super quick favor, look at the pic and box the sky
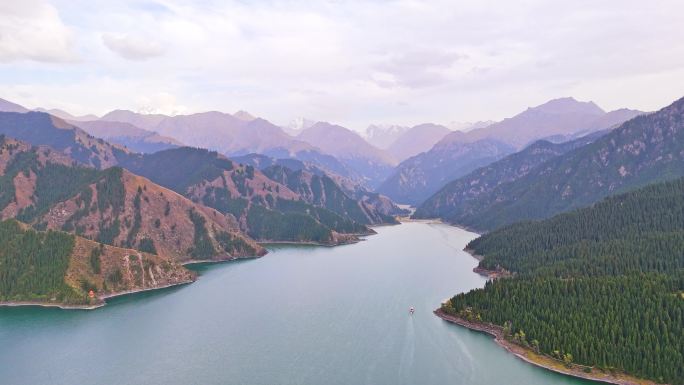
[1,0,684,132]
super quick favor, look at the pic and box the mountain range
[0,96,648,216]
[416,96,684,231]
[297,122,398,187]
[379,98,643,204]
[0,108,400,249]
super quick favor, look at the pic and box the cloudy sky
[1,0,684,131]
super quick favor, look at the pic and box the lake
[0,222,595,385]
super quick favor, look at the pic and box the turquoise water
[0,222,594,384]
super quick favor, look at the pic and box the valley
[0,92,682,384]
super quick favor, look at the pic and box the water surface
[0,222,594,385]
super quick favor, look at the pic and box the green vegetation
[96,218,120,245]
[246,205,332,243]
[0,150,37,211]
[215,231,256,255]
[468,177,684,276]
[126,187,143,248]
[17,161,102,222]
[201,187,248,218]
[413,133,601,225]
[275,198,368,235]
[0,219,81,303]
[116,147,233,193]
[95,167,126,215]
[187,209,217,259]
[0,147,102,224]
[445,178,684,384]
[0,144,124,229]
[263,165,377,225]
[138,237,157,255]
[89,244,103,274]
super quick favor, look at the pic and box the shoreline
[405,215,484,234]
[0,233,374,311]
[434,309,659,385]
[463,247,513,279]
[258,231,375,247]
[259,238,361,247]
[0,278,196,311]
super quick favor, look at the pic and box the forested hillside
[0,219,194,307]
[0,138,263,262]
[233,153,408,218]
[413,131,605,221]
[118,147,378,244]
[262,165,397,225]
[443,178,684,384]
[378,138,514,205]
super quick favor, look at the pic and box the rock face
[418,96,684,232]
[40,168,264,262]
[413,130,607,222]
[378,139,515,205]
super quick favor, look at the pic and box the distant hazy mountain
[100,108,380,187]
[386,123,451,161]
[364,124,410,149]
[378,138,515,205]
[284,117,317,135]
[0,97,29,113]
[377,98,643,205]
[100,109,169,131]
[151,111,244,150]
[298,122,397,187]
[34,108,99,122]
[465,97,643,149]
[74,120,183,153]
[233,110,256,122]
[226,118,315,156]
[417,96,684,231]
[103,110,315,157]
[446,120,495,132]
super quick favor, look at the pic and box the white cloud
[1,0,684,130]
[102,33,164,61]
[0,0,76,62]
